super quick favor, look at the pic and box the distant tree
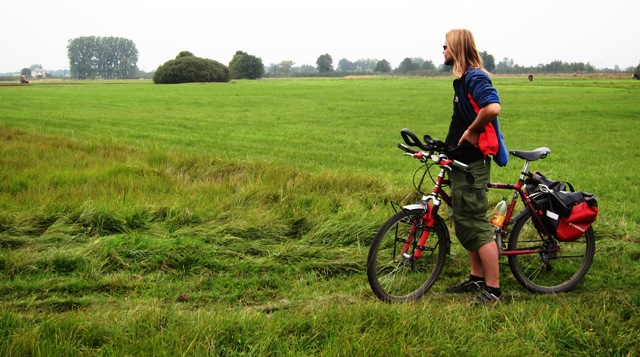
[316,54,334,73]
[480,51,495,72]
[496,57,514,72]
[229,51,265,79]
[421,60,436,70]
[269,60,295,76]
[411,58,425,68]
[280,60,294,72]
[153,53,231,84]
[67,36,98,79]
[21,68,31,77]
[636,63,640,76]
[354,59,378,72]
[30,64,43,70]
[298,65,317,74]
[544,60,565,73]
[67,36,138,79]
[374,59,391,73]
[396,58,419,74]
[337,58,357,71]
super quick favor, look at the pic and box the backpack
[527,173,598,241]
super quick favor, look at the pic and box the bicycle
[366,129,595,302]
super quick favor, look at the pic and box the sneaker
[473,289,501,306]
[446,278,485,293]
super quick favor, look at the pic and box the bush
[229,51,265,80]
[153,53,231,84]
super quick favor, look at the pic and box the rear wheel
[367,208,448,302]
[507,210,595,293]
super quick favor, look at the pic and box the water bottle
[490,197,508,228]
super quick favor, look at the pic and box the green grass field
[1,77,639,356]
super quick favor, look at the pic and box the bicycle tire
[507,209,595,293]
[367,208,448,302]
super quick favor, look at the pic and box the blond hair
[445,29,488,79]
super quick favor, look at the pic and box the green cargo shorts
[449,158,494,252]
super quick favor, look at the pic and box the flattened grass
[1,77,639,355]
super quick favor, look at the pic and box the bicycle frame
[403,157,552,259]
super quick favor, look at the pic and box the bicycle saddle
[509,147,551,161]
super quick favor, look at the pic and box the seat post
[519,160,531,182]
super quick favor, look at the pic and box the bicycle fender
[403,203,427,211]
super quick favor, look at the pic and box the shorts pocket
[457,188,488,215]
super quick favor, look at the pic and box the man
[442,29,508,305]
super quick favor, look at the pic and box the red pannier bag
[536,191,599,242]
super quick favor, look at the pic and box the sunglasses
[443,45,448,50]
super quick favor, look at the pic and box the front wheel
[367,208,448,302]
[507,209,595,293]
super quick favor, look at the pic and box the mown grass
[1,77,639,356]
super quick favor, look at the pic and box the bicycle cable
[413,162,436,195]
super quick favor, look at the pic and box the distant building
[32,68,49,78]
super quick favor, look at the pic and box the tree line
[53,36,640,82]
[264,51,635,78]
[264,55,437,77]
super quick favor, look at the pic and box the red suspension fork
[402,204,435,260]
[402,168,447,260]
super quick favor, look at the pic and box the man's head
[443,29,486,78]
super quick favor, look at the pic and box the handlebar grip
[451,160,469,171]
[398,143,419,154]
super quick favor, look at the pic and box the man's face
[443,43,454,66]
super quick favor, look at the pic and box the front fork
[400,195,441,260]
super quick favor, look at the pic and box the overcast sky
[2,0,639,73]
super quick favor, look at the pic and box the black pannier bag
[527,174,598,242]
[525,171,573,194]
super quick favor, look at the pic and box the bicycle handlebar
[398,128,475,184]
[400,128,448,152]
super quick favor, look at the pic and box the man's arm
[458,102,501,146]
